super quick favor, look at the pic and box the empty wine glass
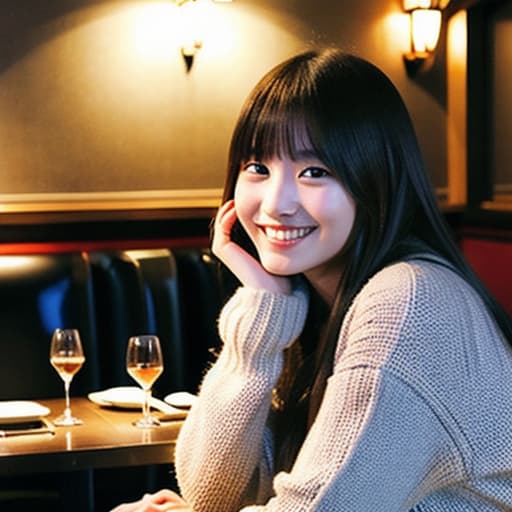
[126,335,163,428]
[50,328,85,426]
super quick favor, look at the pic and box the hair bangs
[236,72,326,165]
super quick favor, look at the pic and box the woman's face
[234,146,356,287]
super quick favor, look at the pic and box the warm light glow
[384,12,411,55]
[447,9,467,61]
[180,0,214,56]
[411,8,442,53]
[404,0,433,11]
[129,0,231,63]
[403,0,447,69]
[446,9,467,205]
[174,1,232,10]
[0,256,37,271]
[403,1,452,15]
[131,3,179,63]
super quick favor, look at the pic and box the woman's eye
[243,162,269,175]
[300,167,330,178]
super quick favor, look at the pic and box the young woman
[113,49,512,511]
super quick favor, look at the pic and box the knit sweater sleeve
[241,262,467,511]
[174,285,309,512]
[241,369,463,512]
[177,262,470,511]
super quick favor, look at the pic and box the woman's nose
[261,175,298,217]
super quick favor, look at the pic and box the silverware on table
[0,418,55,438]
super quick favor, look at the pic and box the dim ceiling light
[403,0,450,74]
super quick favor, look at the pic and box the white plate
[0,401,51,424]
[164,391,197,410]
[89,387,188,420]
[88,386,145,409]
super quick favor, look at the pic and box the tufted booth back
[122,249,185,395]
[172,247,234,392]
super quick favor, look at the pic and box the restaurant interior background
[0,0,510,308]
[0,0,511,509]
[0,0,511,280]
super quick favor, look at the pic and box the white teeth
[264,227,313,241]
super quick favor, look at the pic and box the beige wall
[0,0,447,199]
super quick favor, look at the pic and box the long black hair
[219,48,512,473]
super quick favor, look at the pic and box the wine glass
[126,335,163,428]
[50,328,85,426]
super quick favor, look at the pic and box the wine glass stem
[64,379,71,416]
[143,389,151,419]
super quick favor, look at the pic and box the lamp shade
[411,8,442,53]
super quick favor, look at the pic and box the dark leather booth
[0,246,226,511]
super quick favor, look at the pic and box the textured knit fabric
[174,258,512,511]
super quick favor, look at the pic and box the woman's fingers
[110,490,192,512]
[212,200,255,274]
[212,200,237,251]
[149,489,188,505]
[212,200,291,294]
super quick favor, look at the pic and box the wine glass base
[53,414,83,427]
[133,415,161,428]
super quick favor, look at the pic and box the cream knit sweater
[175,258,512,511]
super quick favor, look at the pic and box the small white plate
[88,386,145,409]
[89,387,188,420]
[164,391,197,410]
[0,401,51,424]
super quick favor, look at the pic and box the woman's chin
[261,259,299,277]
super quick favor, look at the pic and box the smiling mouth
[262,226,316,242]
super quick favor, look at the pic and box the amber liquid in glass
[51,356,85,381]
[127,364,163,391]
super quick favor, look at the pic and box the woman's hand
[212,200,292,295]
[110,489,192,512]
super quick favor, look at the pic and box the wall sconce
[403,0,445,73]
[174,0,232,71]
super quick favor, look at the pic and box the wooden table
[0,397,183,477]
